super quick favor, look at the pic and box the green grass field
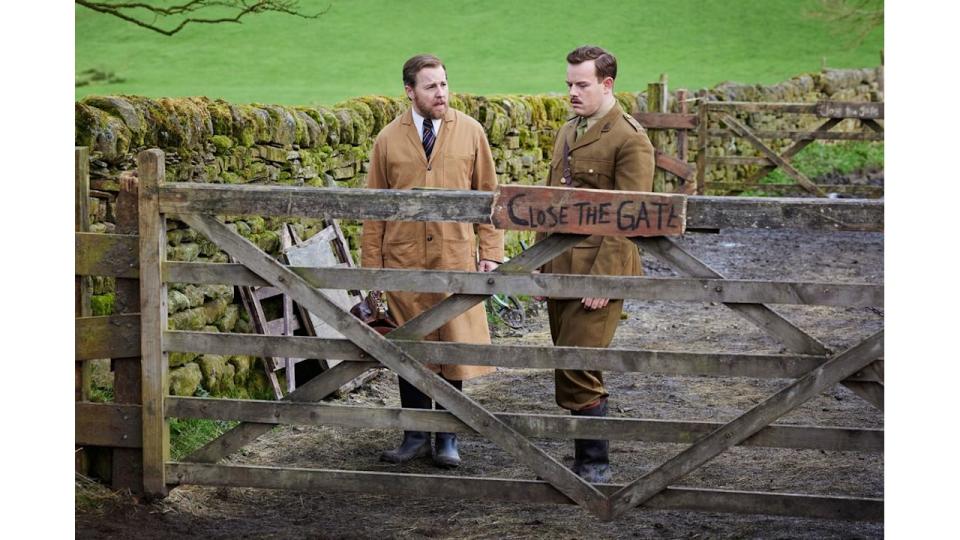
[76,0,883,106]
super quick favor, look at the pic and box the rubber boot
[571,399,611,483]
[433,377,462,468]
[380,377,432,463]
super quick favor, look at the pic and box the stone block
[168,306,206,331]
[169,363,202,396]
[216,304,241,332]
[169,350,200,368]
[202,297,231,325]
[197,354,229,390]
[168,289,191,313]
[168,242,201,262]
[229,355,254,385]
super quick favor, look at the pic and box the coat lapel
[401,109,428,166]
[429,108,458,165]
[570,103,622,152]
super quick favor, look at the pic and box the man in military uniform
[536,45,655,483]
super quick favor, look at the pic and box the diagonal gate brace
[182,233,588,465]
[607,330,883,518]
[175,213,611,517]
[636,236,883,411]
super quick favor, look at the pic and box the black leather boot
[380,377,432,463]
[433,377,462,468]
[571,399,611,483]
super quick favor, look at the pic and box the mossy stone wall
[76,66,881,398]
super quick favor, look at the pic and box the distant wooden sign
[491,185,686,237]
[816,101,884,119]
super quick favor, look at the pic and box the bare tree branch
[76,0,329,36]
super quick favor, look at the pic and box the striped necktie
[422,118,435,160]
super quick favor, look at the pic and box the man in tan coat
[536,45,655,483]
[361,54,504,468]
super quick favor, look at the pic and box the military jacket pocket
[570,158,614,189]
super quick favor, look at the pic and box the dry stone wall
[75,66,882,398]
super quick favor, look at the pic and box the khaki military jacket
[539,103,655,279]
[361,107,504,380]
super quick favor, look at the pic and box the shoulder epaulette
[623,113,645,132]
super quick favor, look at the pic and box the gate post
[75,147,92,475]
[112,171,144,494]
[137,149,169,497]
[647,74,669,192]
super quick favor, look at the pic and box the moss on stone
[356,95,403,134]
[76,101,133,162]
[210,135,233,154]
[259,104,298,145]
[169,306,206,331]
[206,99,234,136]
[250,230,280,254]
[180,284,206,308]
[83,96,147,147]
[197,354,230,393]
[525,95,548,126]
[168,242,201,262]
[333,108,358,145]
[91,276,115,295]
[169,363,203,396]
[152,97,214,150]
[297,107,332,146]
[167,289,191,313]
[90,293,114,316]
[337,100,375,140]
[169,351,200,368]
[228,355,253,385]
[615,92,639,114]
[542,96,571,122]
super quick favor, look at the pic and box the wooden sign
[816,101,884,119]
[491,185,686,237]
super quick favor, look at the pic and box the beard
[414,93,448,120]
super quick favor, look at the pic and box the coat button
[426,235,433,241]
[588,168,594,173]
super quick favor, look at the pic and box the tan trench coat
[538,103,655,409]
[360,107,504,380]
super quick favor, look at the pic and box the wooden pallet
[238,221,371,399]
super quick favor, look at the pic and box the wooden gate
[632,98,884,198]
[76,147,884,521]
[697,101,884,197]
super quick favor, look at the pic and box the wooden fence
[75,147,884,521]
[634,99,884,198]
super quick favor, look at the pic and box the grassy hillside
[76,0,883,106]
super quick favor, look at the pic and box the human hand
[478,259,499,272]
[581,297,609,310]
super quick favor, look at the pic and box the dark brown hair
[402,54,446,88]
[566,45,617,81]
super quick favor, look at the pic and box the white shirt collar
[411,108,442,141]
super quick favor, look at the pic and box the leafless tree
[809,0,884,48]
[75,0,328,36]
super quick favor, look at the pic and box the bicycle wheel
[496,296,526,329]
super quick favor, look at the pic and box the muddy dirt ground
[76,225,883,539]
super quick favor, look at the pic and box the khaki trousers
[547,298,623,411]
